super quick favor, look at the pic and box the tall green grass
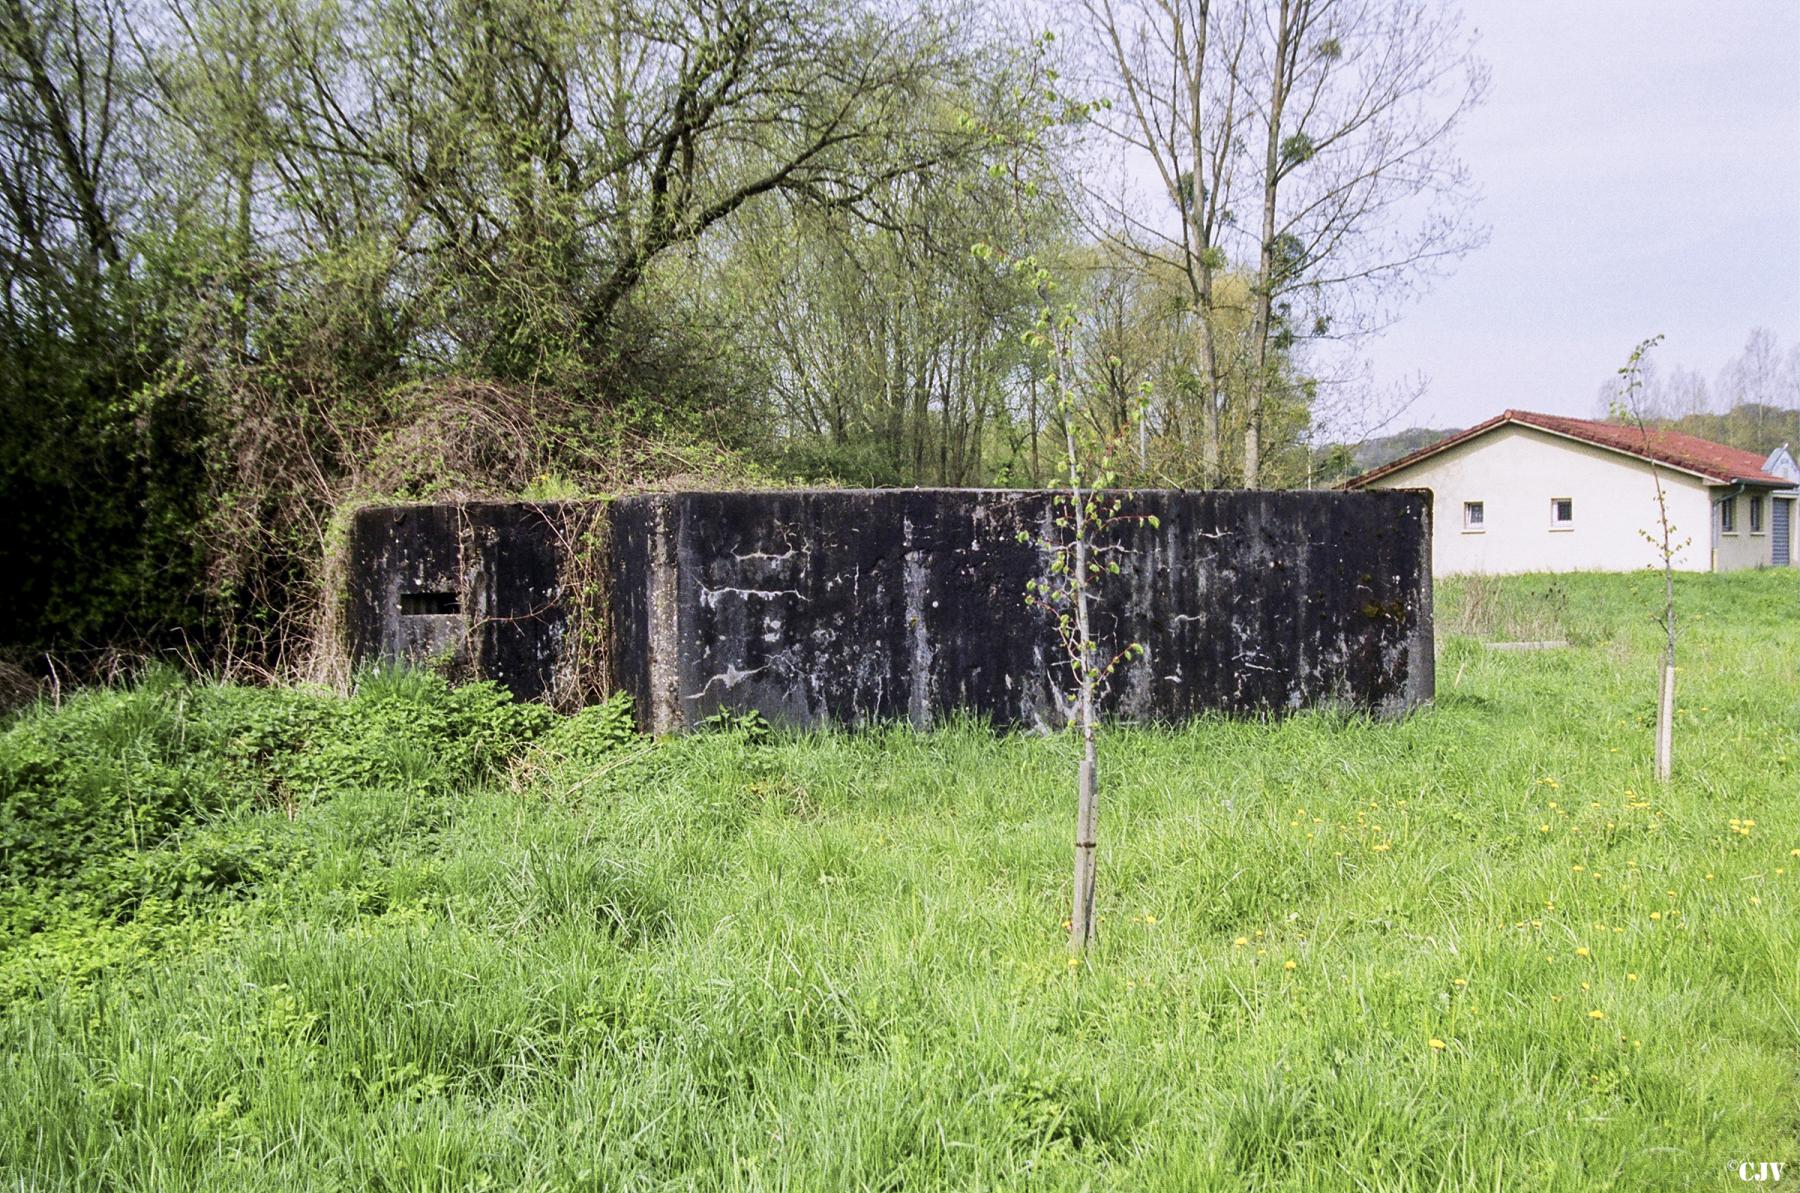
[1,570,1794,1190]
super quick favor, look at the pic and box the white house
[1345,410,1797,575]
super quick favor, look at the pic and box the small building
[1345,410,1797,574]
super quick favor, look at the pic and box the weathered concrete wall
[343,501,592,704]
[607,489,1433,731]
[346,489,1433,725]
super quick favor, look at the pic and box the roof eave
[1344,414,1785,489]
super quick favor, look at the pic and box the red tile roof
[1345,409,1793,489]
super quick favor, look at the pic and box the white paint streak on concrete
[904,513,934,728]
[698,585,806,608]
[687,663,768,699]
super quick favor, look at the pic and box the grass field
[1,570,1794,1191]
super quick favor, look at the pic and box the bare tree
[0,0,131,323]
[1078,0,1253,486]
[1234,0,1486,485]
[1717,327,1788,444]
[1077,0,1484,487]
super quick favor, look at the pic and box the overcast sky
[1358,1,1800,431]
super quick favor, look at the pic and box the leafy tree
[1004,260,1151,952]
[0,0,1056,669]
[1608,336,1684,783]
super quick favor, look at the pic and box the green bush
[198,667,558,804]
[522,690,637,772]
[0,667,564,930]
[0,668,233,889]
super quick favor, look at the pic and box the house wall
[1362,425,1712,575]
[1711,489,1787,571]
[1777,496,1799,566]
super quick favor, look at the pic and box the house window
[1750,494,1764,533]
[1463,501,1485,531]
[1550,497,1574,529]
[1720,495,1737,533]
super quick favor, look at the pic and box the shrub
[0,669,234,888]
[0,666,559,928]
[522,691,638,772]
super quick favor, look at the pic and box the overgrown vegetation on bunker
[1,571,1794,1189]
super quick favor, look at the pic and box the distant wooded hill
[1349,427,1461,471]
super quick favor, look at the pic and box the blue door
[1775,498,1792,566]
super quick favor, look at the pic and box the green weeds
[0,571,1793,1190]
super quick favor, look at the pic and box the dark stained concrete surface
[347,489,1433,728]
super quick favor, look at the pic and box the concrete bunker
[345,488,1433,729]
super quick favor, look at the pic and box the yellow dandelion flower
[1588,1009,1605,1020]
[1572,864,1585,872]
[1428,1038,1446,1051]
[1649,912,1662,921]
[1067,956,1081,969]
[1575,946,1590,957]
[1373,842,1392,853]
[1751,896,1762,906]
[1453,978,1468,987]
[1284,959,1297,971]
[1234,937,1249,947]
[1144,914,1159,925]
[1539,824,1550,833]
[1627,973,1638,981]
[1581,981,1591,991]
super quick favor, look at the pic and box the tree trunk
[1067,411,1099,952]
[1199,360,1221,486]
[1028,372,1041,483]
[1246,0,1299,489]
[1071,712,1098,950]
[1654,658,1674,782]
